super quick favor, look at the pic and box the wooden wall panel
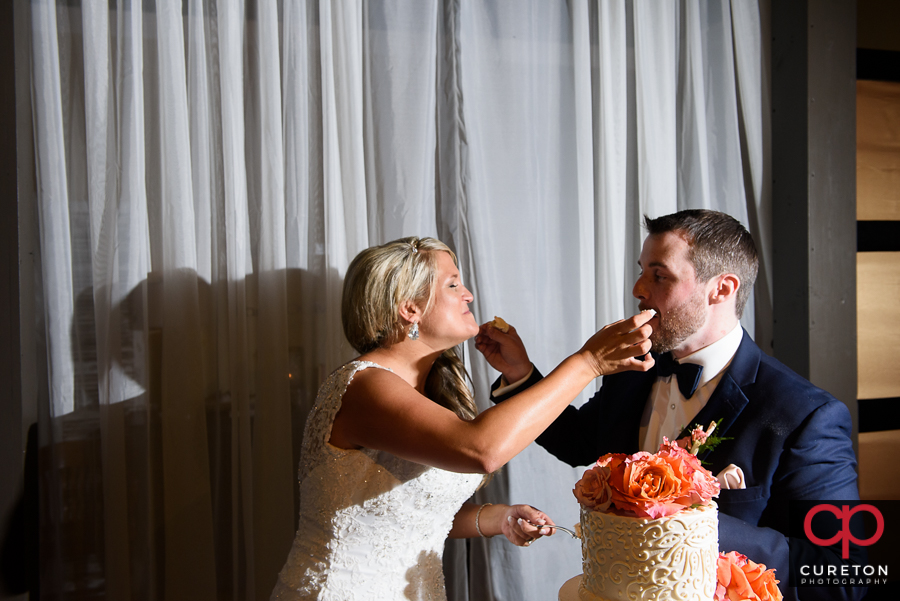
[857,252,900,399]
[859,430,900,500]
[857,80,900,220]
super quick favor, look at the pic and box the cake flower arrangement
[573,433,720,519]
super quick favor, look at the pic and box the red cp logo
[803,504,884,559]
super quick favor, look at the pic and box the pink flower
[690,468,721,505]
[715,551,783,601]
[692,425,710,445]
[675,421,720,455]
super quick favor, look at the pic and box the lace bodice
[271,361,483,601]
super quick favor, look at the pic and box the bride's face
[417,252,479,349]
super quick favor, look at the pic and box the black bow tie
[655,353,704,399]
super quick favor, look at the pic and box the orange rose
[574,464,614,511]
[658,441,720,504]
[612,452,689,518]
[715,551,783,601]
[742,558,783,601]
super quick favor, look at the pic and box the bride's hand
[501,505,556,547]
[577,311,655,378]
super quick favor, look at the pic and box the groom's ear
[708,274,739,306]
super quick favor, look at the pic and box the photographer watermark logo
[804,503,884,559]
[797,502,889,586]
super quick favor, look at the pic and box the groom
[477,210,864,601]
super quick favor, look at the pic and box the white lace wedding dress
[270,361,484,601]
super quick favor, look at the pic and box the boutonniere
[676,419,731,460]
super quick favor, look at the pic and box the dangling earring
[408,322,419,341]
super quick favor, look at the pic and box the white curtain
[24,1,769,600]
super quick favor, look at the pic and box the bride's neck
[361,343,441,394]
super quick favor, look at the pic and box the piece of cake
[490,316,510,333]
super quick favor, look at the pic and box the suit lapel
[676,331,760,462]
[685,375,749,462]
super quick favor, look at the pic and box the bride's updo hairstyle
[342,237,477,420]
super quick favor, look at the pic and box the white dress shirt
[492,365,535,398]
[638,323,743,451]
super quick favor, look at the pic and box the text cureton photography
[789,500,898,589]
[797,563,887,586]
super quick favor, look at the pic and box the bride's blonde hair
[342,237,477,420]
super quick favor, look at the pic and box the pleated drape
[24,1,770,600]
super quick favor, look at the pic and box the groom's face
[633,232,709,355]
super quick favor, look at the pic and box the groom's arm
[491,369,625,467]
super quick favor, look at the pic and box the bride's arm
[448,502,555,546]
[330,312,654,474]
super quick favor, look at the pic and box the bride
[270,237,654,601]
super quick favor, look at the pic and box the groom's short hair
[644,210,758,318]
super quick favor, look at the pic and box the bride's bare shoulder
[343,363,413,406]
[331,362,420,449]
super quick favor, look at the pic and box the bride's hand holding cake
[475,309,657,398]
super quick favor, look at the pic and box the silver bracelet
[475,503,493,538]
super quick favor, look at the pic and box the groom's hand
[474,321,532,383]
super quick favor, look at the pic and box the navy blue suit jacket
[493,330,863,601]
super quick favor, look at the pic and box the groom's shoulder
[740,337,843,409]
